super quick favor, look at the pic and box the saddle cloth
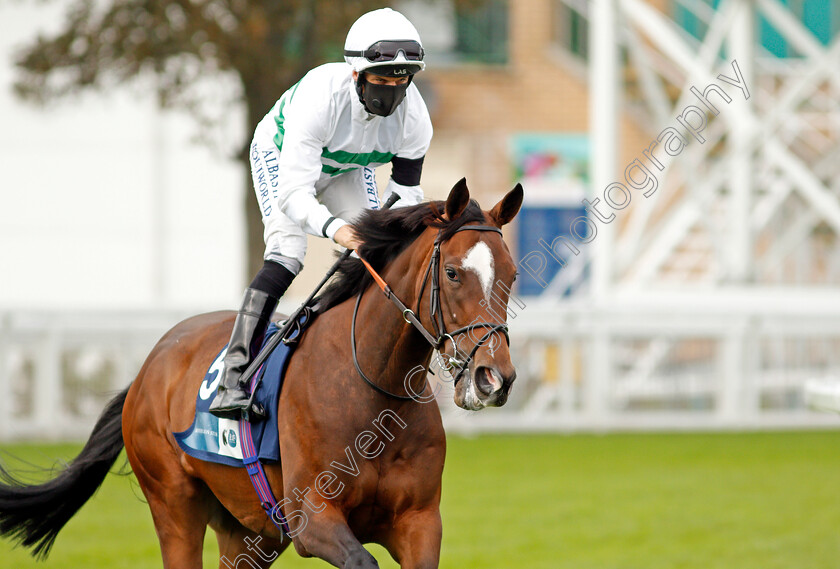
[173,316,306,467]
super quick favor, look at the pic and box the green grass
[1,432,839,568]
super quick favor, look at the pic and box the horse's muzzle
[455,365,516,410]
[478,365,517,407]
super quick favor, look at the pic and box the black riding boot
[209,288,278,420]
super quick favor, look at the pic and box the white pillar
[719,319,747,424]
[727,0,755,281]
[35,329,63,434]
[587,325,611,423]
[589,0,620,299]
[587,0,621,420]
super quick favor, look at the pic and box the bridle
[352,223,511,400]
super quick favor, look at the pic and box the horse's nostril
[475,367,502,396]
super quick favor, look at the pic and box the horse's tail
[0,385,129,559]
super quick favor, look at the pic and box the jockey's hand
[334,224,362,250]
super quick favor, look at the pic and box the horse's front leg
[292,506,378,569]
[382,508,442,569]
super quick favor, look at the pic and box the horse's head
[431,178,523,410]
[317,179,522,410]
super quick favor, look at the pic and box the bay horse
[0,179,522,568]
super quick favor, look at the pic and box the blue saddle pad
[173,320,299,467]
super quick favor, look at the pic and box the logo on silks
[217,418,244,460]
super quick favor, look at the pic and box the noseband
[352,223,511,400]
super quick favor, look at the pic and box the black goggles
[344,40,424,63]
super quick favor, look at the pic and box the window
[395,0,509,65]
[552,0,589,62]
[672,0,839,57]
[454,0,509,64]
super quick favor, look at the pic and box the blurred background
[1,0,839,439]
[2,1,840,568]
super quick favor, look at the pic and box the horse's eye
[513,272,519,283]
[445,267,459,282]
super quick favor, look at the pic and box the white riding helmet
[344,8,426,77]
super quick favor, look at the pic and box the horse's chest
[280,400,445,514]
[291,442,442,520]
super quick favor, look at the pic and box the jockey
[210,8,433,419]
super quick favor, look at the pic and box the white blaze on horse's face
[461,241,495,301]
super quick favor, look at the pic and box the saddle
[173,308,314,467]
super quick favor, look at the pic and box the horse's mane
[315,199,487,312]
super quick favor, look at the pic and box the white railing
[2,298,840,442]
[0,310,188,441]
[440,289,840,432]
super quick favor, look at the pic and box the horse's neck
[351,234,436,395]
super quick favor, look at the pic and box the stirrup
[243,402,266,423]
[210,386,266,421]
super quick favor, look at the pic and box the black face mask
[356,73,412,117]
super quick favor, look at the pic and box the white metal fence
[0,310,187,441]
[1,299,838,442]
[442,292,840,432]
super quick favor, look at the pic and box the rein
[353,223,511,400]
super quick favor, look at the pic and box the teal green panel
[803,0,832,45]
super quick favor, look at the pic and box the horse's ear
[445,178,470,219]
[489,183,524,226]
